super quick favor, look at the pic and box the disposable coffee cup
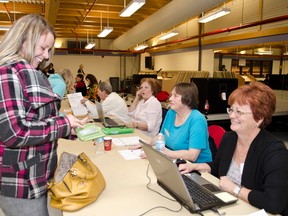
[104,137,112,151]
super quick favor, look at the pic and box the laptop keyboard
[182,175,223,209]
[105,118,118,126]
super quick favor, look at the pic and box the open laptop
[94,101,125,128]
[140,139,238,213]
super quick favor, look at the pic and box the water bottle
[155,133,165,151]
[94,137,104,155]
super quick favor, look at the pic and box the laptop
[140,139,238,213]
[94,101,125,128]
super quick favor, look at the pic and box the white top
[129,96,162,137]
[85,92,130,123]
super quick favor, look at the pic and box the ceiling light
[0,26,10,31]
[120,0,145,17]
[198,8,231,23]
[255,47,273,55]
[134,43,148,51]
[97,27,113,38]
[159,30,178,40]
[0,0,9,3]
[85,42,96,49]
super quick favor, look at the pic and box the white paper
[247,209,268,216]
[118,149,143,160]
[215,192,238,203]
[112,136,141,146]
[67,93,88,117]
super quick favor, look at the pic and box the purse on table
[48,152,106,212]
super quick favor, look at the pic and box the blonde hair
[0,14,56,69]
[59,69,75,94]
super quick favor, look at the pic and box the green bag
[76,124,105,141]
[101,127,134,135]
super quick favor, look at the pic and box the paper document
[67,93,88,117]
[112,136,142,146]
[247,209,268,216]
[118,149,143,160]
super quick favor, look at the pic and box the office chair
[208,125,226,149]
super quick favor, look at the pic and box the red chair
[208,125,226,149]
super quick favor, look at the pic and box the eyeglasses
[226,107,253,117]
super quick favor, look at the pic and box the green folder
[76,124,105,141]
[101,127,134,135]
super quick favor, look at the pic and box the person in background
[221,64,227,71]
[0,14,87,216]
[179,82,288,215]
[127,78,162,137]
[82,81,130,123]
[59,68,75,94]
[78,63,85,74]
[85,73,99,102]
[48,62,55,74]
[75,74,87,96]
[160,82,212,163]
[48,68,66,99]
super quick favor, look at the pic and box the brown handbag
[48,152,106,212]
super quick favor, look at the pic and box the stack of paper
[67,93,88,117]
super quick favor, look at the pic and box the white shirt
[85,92,130,123]
[129,96,162,137]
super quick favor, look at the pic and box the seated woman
[179,82,288,215]
[127,78,162,137]
[85,73,99,101]
[160,82,212,163]
[75,74,87,96]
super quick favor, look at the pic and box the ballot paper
[112,136,141,146]
[67,93,88,117]
[118,149,143,160]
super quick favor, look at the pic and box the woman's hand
[80,98,88,104]
[126,121,138,128]
[178,162,197,174]
[219,176,237,194]
[66,114,88,128]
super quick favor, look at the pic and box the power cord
[138,164,183,216]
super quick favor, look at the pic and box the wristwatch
[233,185,241,197]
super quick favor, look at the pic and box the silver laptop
[140,139,238,213]
[94,101,125,128]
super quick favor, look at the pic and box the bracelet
[233,185,241,197]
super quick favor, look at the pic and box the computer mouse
[175,158,187,167]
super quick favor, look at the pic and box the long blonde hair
[0,14,56,69]
[59,69,75,94]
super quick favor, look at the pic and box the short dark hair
[174,82,199,109]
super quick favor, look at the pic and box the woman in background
[160,82,212,163]
[127,78,162,137]
[75,74,87,96]
[59,68,75,95]
[0,14,86,216]
[85,73,99,101]
[179,82,288,215]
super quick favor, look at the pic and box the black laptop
[140,139,238,213]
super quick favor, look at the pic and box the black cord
[138,163,183,216]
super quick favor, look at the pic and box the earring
[256,123,259,128]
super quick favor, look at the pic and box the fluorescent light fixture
[255,50,273,55]
[134,43,148,51]
[198,8,231,23]
[0,0,9,2]
[0,26,10,31]
[159,30,178,40]
[97,27,113,38]
[85,42,96,49]
[120,0,145,17]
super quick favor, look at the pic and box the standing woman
[0,14,86,216]
[128,78,162,137]
[85,73,99,101]
[160,82,212,163]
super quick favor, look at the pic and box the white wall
[51,55,120,83]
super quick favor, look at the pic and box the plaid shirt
[0,60,71,199]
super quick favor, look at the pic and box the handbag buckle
[70,168,78,177]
